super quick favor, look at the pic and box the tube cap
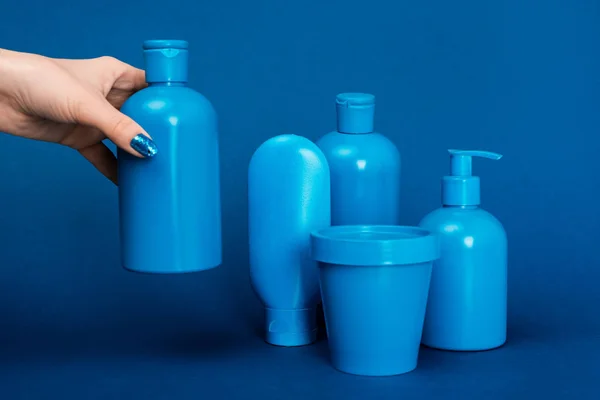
[336,93,375,134]
[265,308,318,347]
[143,39,189,83]
[442,149,502,206]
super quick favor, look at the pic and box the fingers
[53,56,147,93]
[76,95,158,158]
[97,56,147,92]
[78,142,118,185]
[115,63,147,92]
[51,55,156,158]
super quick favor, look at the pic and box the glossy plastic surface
[248,134,330,347]
[421,150,507,351]
[118,40,222,273]
[317,94,401,226]
[311,225,439,376]
[443,149,502,206]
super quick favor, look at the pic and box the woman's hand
[0,49,158,184]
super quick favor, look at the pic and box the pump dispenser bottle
[118,40,222,273]
[419,149,507,351]
[317,93,401,226]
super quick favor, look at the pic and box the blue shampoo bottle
[419,149,507,351]
[118,40,222,273]
[248,134,330,346]
[316,93,401,226]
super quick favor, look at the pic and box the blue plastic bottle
[316,93,401,226]
[419,149,507,351]
[248,134,330,346]
[118,40,222,273]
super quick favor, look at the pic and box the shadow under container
[311,225,439,376]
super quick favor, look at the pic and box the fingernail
[130,134,158,157]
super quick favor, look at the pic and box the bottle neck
[148,82,187,87]
[338,131,372,135]
[441,176,481,206]
[443,205,479,210]
[336,105,375,134]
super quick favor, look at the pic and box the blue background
[0,0,598,398]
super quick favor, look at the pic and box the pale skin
[0,48,156,185]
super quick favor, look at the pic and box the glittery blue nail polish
[130,134,158,157]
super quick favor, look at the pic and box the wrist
[0,49,23,134]
[0,49,16,95]
[0,50,49,96]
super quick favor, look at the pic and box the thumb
[77,95,158,158]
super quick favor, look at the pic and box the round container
[311,225,439,376]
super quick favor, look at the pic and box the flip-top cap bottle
[118,40,222,274]
[317,93,401,226]
[420,149,507,351]
[248,134,330,346]
[315,93,402,332]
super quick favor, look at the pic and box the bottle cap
[143,39,189,83]
[442,149,502,206]
[335,93,375,134]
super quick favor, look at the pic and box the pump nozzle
[449,149,502,176]
[443,149,502,206]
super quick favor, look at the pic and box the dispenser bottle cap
[335,93,375,134]
[143,39,189,83]
[442,149,502,206]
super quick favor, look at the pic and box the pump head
[442,149,502,206]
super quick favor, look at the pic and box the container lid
[335,93,376,134]
[142,39,189,83]
[311,225,439,266]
